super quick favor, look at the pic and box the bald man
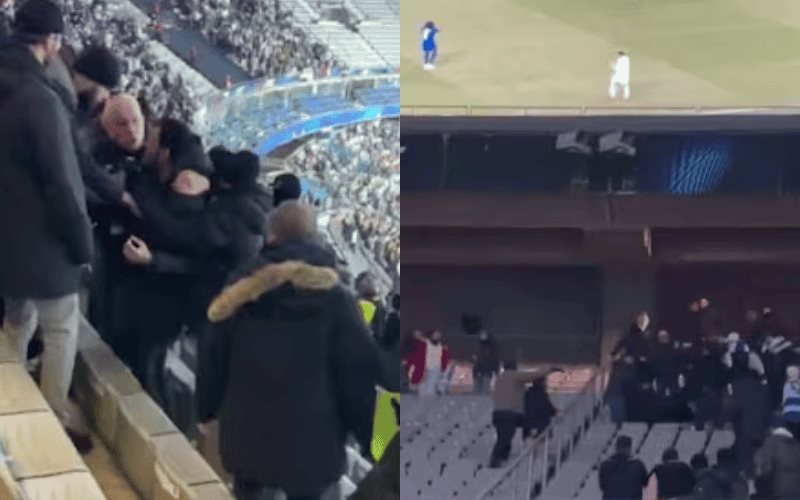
[101,93,145,153]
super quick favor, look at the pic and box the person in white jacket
[609,50,630,100]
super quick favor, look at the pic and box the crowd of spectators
[604,300,800,499]
[287,120,400,281]
[598,425,800,499]
[0,2,399,498]
[174,0,337,78]
[60,0,202,124]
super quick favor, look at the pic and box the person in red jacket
[407,330,450,396]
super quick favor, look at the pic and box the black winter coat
[381,310,400,352]
[613,325,652,360]
[0,43,93,298]
[474,339,500,375]
[692,466,749,500]
[652,461,695,499]
[205,185,271,271]
[46,52,126,208]
[730,376,771,439]
[196,239,385,496]
[599,453,648,500]
[524,381,556,434]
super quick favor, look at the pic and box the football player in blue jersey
[421,21,439,70]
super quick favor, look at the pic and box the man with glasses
[0,0,95,453]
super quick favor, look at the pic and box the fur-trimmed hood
[208,259,339,322]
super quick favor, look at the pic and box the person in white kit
[609,50,630,100]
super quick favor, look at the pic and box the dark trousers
[233,479,320,500]
[491,410,527,465]
[786,421,800,441]
[123,274,189,406]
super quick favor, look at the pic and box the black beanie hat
[73,46,122,89]
[273,173,302,206]
[173,135,214,177]
[211,149,260,189]
[209,146,235,172]
[14,0,64,36]
[159,120,212,176]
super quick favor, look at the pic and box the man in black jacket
[473,330,500,394]
[207,146,272,271]
[197,201,386,500]
[117,119,217,402]
[650,447,695,499]
[0,0,94,452]
[692,448,749,500]
[599,435,648,500]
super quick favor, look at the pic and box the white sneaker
[423,64,433,71]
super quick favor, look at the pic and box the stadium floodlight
[595,131,637,192]
[555,131,593,155]
[598,131,636,157]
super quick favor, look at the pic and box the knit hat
[100,93,144,152]
[273,173,301,206]
[210,147,260,189]
[172,134,213,177]
[14,0,63,36]
[73,46,121,89]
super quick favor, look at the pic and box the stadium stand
[282,0,393,68]
[0,0,399,496]
[61,0,214,125]
[0,324,127,499]
[401,381,745,500]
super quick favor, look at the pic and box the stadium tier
[0,0,399,495]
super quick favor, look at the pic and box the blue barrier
[253,104,400,156]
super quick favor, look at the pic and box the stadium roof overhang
[400,113,800,134]
[402,193,800,229]
[402,194,800,266]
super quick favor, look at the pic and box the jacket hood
[223,188,271,235]
[0,42,41,101]
[208,239,339,322]
[262,238,337,269]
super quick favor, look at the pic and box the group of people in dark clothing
[602,300,800,499]
[0,1,400,499]
[599,435,752,500]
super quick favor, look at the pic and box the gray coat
[755,429,800,499]
[0,43,93,299]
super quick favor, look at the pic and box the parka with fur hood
[196,238,385,496]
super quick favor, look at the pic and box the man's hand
[120,192,142,218]
[123,235,153,266]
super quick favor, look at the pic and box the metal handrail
[473,367,610,500]
[400,104,800,117]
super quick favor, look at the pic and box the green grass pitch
[400,0,800,110]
